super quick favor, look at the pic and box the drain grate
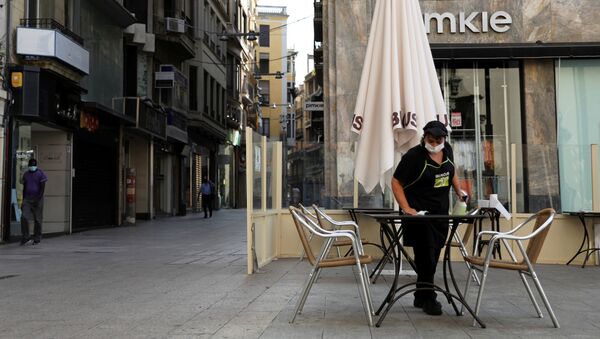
[0,275,19,280]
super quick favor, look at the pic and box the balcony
[166,107,189,143]
[155,64,189,112]
[16,19,89,74]
[153,15,195,59]
[112,97,167,139]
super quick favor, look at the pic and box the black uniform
[393,142,455,301]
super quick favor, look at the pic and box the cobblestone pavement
[1,209,599,338]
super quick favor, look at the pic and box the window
[210,78,216,118]
[203,70,209,113]
[434,61,523,211]
[259,25,270,46]
[556,59,600,212]
[189,66,198,111]
[262,118,270,137]
[259,80,270,105]
[259,53,269,74]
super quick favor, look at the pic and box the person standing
[200,176,215,218]
[20,158,48,245]
[391,120,466,316]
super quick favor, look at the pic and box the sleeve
[445,142,454,163]
[393,148,420,186]
[40,170,48,183]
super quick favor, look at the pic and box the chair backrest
[299,203,320,226]
[290,207,317,265]
[525,208,555,263]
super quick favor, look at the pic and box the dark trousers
[21,198,44,241]
[413,244,444,300]
[202,194,213,217]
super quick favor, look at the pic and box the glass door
[437,61,523,211]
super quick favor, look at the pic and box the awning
[431,42,600,60]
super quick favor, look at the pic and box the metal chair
[289,207,374,326]
[463,208,560,328]
[449,208,481,285]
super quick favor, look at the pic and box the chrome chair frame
[451,208,481,285]
[289,207,374,326]
[463,208,560,328]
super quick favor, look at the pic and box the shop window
[556,59,600,212]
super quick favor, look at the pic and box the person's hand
[402,207,418,215]
[457,190,469,202]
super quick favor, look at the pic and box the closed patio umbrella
[352,0,449,193]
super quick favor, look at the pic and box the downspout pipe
[1,0,12,242]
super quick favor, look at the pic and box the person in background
[20,158,48,245]
[200,176,215,218]
[391,120,467,316]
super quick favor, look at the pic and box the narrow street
[2,209,600,338]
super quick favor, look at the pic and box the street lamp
[218,30,259,41]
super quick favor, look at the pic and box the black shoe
[413,297,425,308]
[32,240,40,245]
[422,299,442,316]
[20,238,31,246]
[204,215,207,218]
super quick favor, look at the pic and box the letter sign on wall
[424,11,512,34]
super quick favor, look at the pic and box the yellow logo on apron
[434,172,450,188]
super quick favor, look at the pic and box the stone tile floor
[0,209,598,338]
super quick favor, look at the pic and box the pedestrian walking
[199,176,215,218]
[20,158,48,245]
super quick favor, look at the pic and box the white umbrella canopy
[352,0,449,193]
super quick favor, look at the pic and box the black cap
[28,158,37,166]
[423,120,448,137]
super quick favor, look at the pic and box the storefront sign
[424,11,512,34]
[80,111,99,132]
[57,104,80,121]
[304,101,324,111]
[451,112,462,127]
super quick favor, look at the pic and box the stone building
[322,0,600,213]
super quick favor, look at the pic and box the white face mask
[425,142,444,154]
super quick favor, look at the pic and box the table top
[343,207,394,212]
[564,211,600,217]
[365,213,487,223]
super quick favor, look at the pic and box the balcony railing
[112,97,167,139]
[20,18,83,45]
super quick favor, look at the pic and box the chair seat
[318,254,373,268]
[333,238,368,247]
[465,255,527,271]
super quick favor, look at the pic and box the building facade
[320,0,600,214]
[0,0,256,242]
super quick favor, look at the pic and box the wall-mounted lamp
[271,103,292,109]
[255,71,284,80]
[219,30,259,41]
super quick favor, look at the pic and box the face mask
[28,166,37,172]
[425,142,444,154]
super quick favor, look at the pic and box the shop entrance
[72,134,118,230]
[11,122,72,237]
[436,61,524,209]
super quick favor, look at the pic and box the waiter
[391,120,466,315]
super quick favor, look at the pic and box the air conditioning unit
[155,71,175,88]
[165,17,185,33]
